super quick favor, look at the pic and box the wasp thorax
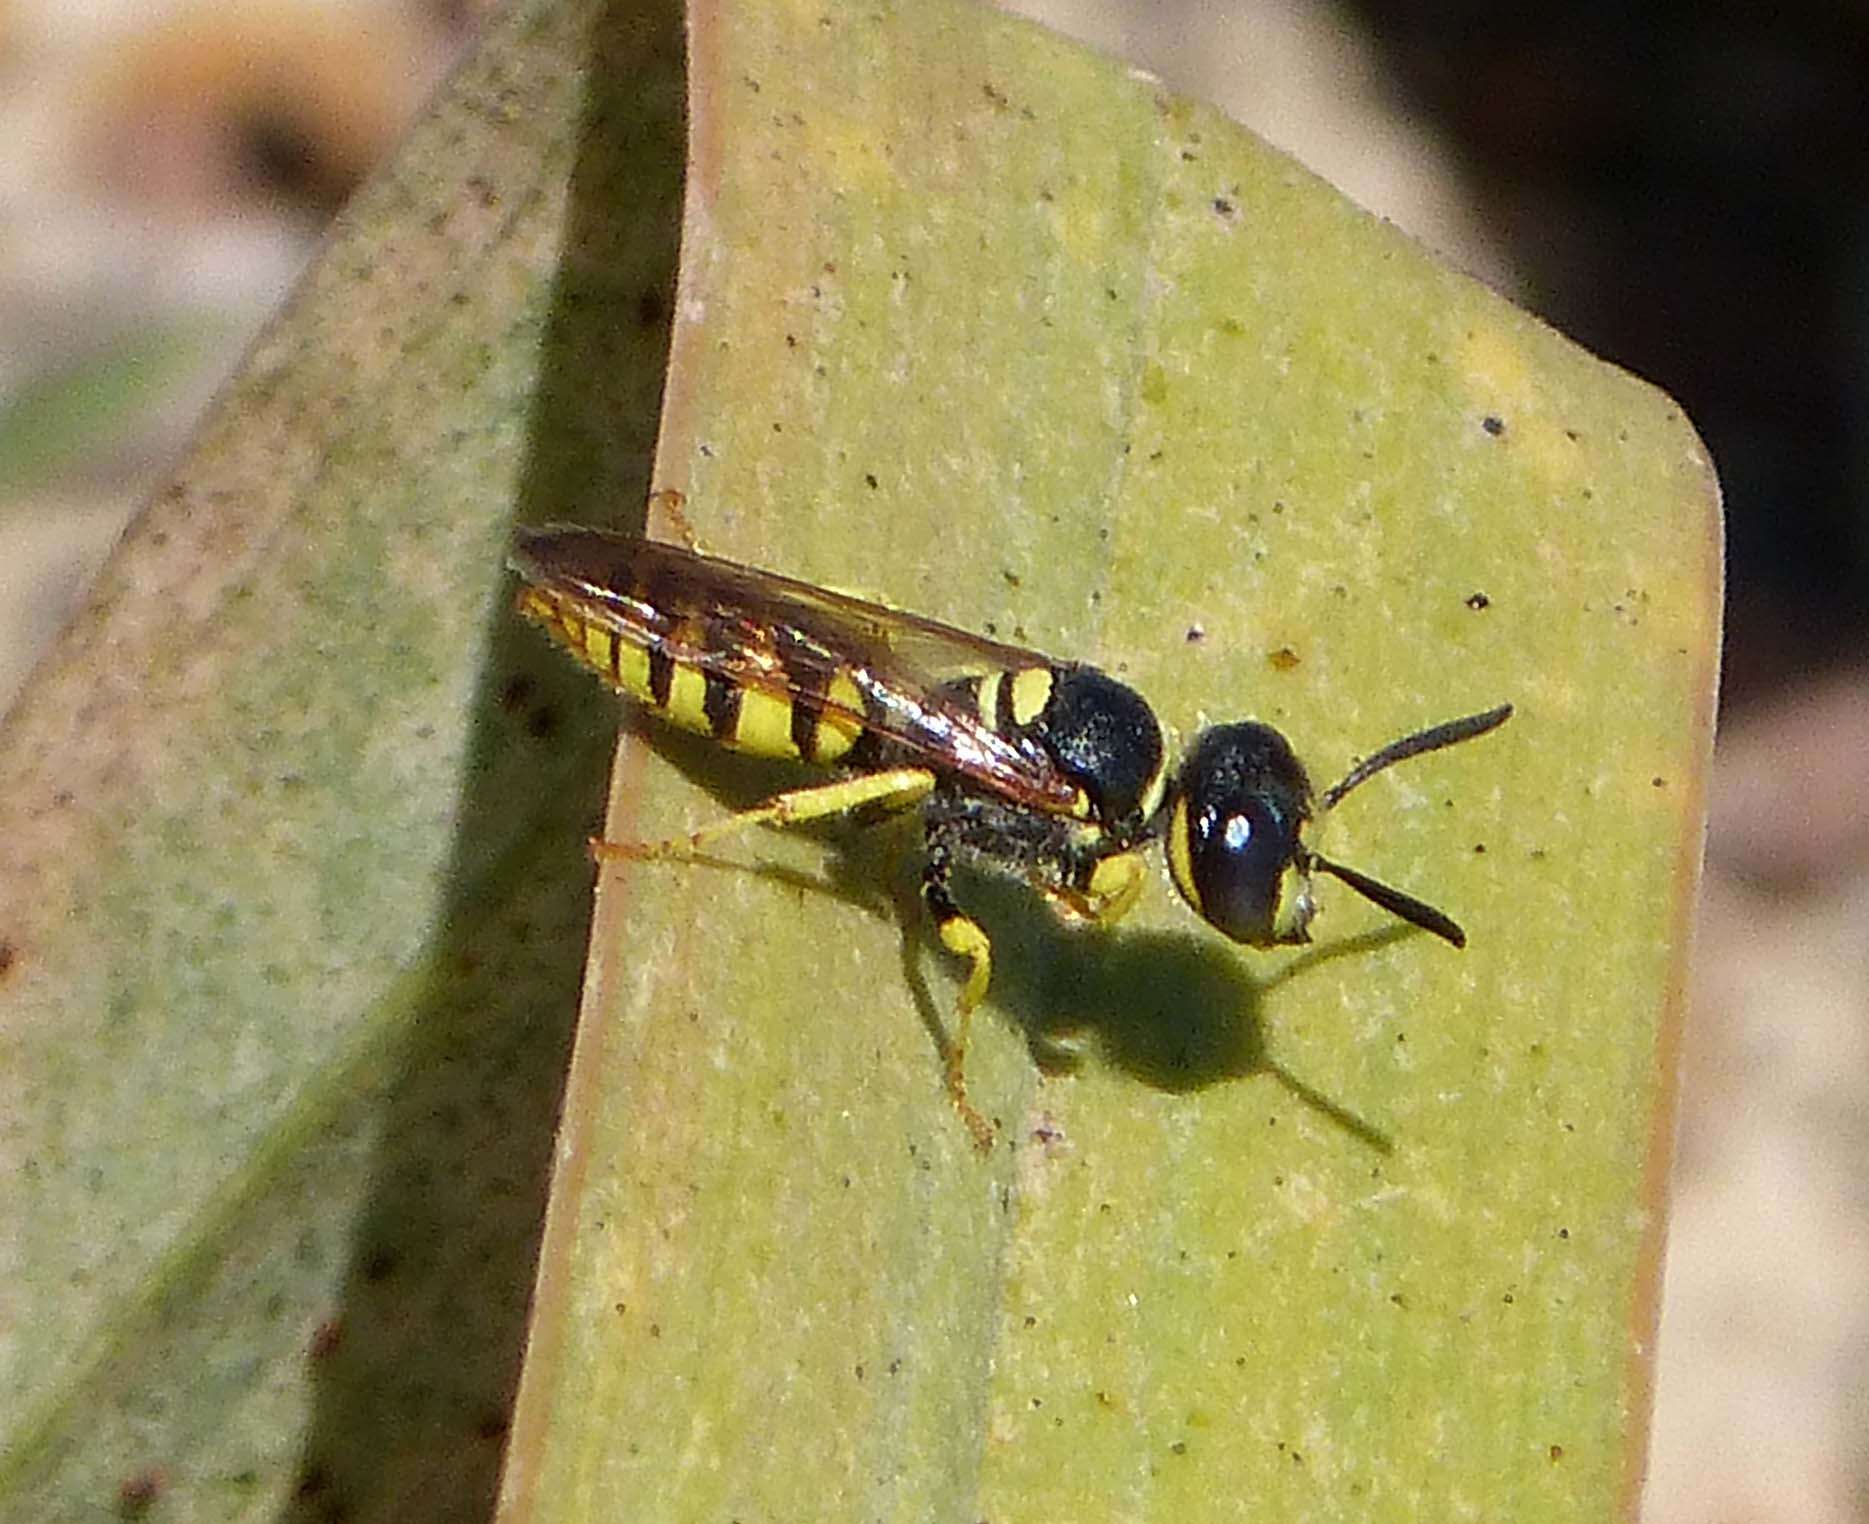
[1166,722,1318,946]
[1037,666,1168,834]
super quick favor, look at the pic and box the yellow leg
[922,854,997,1152]
[590,767,937,863]
[1044,851,1148,929]
[596,764,999,1153]
[937,917,995,1152]
[646,487,700,551]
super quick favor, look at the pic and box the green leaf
[0,1,1716,1522]
[503,6,1716,1524]
[0,2,683,1518]
[0,324,225,502]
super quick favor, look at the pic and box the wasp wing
[510,527,1082,812]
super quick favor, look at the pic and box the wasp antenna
[1321,703,1513,812]
[1312,855,1467,948]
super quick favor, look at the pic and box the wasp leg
[646,487,700,551]
[590,766,937,863]
[1044,850,1148,927]
[921,845,997,1153]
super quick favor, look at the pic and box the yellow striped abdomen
[515,586,865,765]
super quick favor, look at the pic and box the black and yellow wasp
[511,519,1511,1150]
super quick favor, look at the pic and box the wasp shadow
[629,726,1404,1153]
[887,867,1404,1154]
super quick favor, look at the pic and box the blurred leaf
[0,324,223,500]
[501,4,1717,1523]
[0,1,684,1518]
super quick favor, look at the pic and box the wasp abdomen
[515,585,866,765]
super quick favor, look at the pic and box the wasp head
[1166,722,1319,946]
[1164,704,1513,950]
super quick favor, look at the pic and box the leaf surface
[503,4,1719,1523]
[0,1,1717,1521]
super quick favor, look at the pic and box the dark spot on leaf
[117,1471,163,1518]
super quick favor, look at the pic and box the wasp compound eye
[1167,722,1316,946]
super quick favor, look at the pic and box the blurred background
[1,1,1858,1518]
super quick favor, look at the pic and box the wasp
[511,519,1511,1151]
